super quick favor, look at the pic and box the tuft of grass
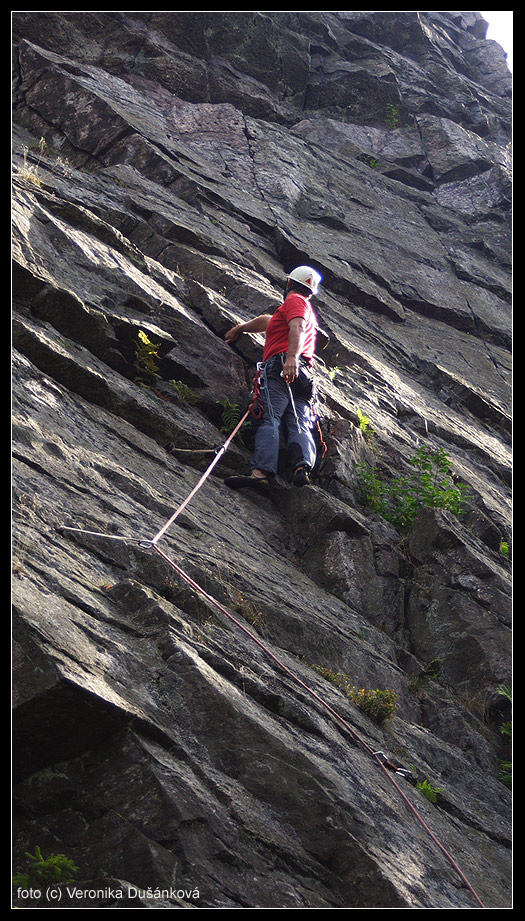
[232,591,266,632]
[348,686,398,723]
[497,686,512,787]
[310,665,397,723]
[19,137,48,186]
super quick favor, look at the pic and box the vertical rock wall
[12,11,511,909]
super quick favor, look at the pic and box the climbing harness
[258,353,327,465]
[59,412,485,910]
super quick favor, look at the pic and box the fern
[216,398,249,442]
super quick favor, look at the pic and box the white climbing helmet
[287,265,322,295]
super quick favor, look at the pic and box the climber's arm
[225,314,272,344]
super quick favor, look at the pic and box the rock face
[12,11,511,909]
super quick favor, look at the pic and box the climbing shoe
[292,466,310,487]
[224,473,270,490]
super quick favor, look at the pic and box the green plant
[217,398,242,431]
[348,686,398,723]
[310,666,397,723]
[216,398,250,442]
[356,407,374,434]
[357,447,469,530]
[498,760,512,787]
[498,687,512,738]
[13,845,79,890]
[416,779,444,804]
[385,103,400,129]
[170,380,199,404]
[497,686,512,787]
[311,664,353,694]
[357,153,381,170]
[134,329,161,386]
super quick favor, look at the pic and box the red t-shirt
[263,292,317,364]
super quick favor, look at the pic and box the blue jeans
[251,354,317,476]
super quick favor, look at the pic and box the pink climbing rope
[152,543,485,909]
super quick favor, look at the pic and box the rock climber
[223,265,323,490]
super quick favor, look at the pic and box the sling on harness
[249,364,265,420]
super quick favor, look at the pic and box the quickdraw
[248,363,265,420]
[373,751,415,782]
